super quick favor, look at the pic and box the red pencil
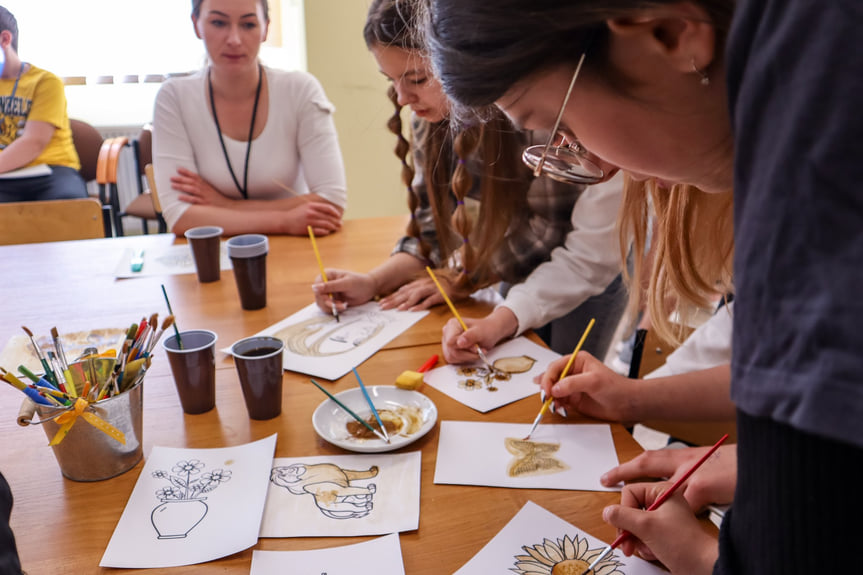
[580,433,730,575]
[417,355,439,373]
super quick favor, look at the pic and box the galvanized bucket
[34,364,144,482]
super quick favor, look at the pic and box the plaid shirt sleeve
[391,117,441,267]
[490,130,584,284]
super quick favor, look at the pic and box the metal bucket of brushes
[28,357,146,481]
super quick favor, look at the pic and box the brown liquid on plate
[344,406,425,440]
[346,412,401,439]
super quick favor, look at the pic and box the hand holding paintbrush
[425,266,499,372]
[308,225,340,322]
[522,317,595,441]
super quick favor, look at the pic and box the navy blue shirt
[0,472,21,575]
[727,0,863,448]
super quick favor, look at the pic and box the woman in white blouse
[152,0,347,236]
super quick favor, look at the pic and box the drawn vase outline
[151,498,208,539]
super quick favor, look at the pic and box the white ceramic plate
[312,385,438,453]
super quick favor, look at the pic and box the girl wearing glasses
[313,0,628,361]
[426,0,862,574]
[152,0,346,237]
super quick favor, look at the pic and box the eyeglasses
[521,52,604,185]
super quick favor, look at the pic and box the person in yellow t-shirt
[0,6,86,201]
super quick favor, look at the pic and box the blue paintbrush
[352,367,390,443]
[309,379,387,442]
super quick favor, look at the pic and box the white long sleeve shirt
[152,67,347,230]
[502,174,624,334]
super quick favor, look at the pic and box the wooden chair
[69,119,103,185]
[143,164,165,230]
[119,126,167,233]
[634,328,737,446]
[0,198,105,245]
[95,136,130,236]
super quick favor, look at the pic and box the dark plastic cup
[226,234,268,310]
[185,226,223,283]
[162,330,218,414]
[231,336,284,420]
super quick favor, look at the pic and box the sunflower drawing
[512,534,625,575]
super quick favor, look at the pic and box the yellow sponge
[394,354,438,390]
[395,370,424,390]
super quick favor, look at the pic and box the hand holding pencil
[584,434,729,575]
[308,226,340,322]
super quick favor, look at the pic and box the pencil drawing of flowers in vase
[150,459,231,539]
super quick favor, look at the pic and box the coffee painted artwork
[424,337,561,412]
[223,302,427,380]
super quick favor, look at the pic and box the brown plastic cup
[162,330,218,414]
[185,226,223,283]
[231,335,284,420]
[226,234,268,310]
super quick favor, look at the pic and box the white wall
[304,0,407,220]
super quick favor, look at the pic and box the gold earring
[691,58,710,86]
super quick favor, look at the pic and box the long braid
[447,124,482,289]
[385,84,429,259]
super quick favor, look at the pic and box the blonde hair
[619,177,734,345]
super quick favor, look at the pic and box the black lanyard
[208,63,263,199]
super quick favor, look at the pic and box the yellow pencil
[425,266,497,371]
[308,226,340,322]
[522,317,595,440]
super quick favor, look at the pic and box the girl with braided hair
[312,0,627,360]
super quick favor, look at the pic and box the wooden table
[0,216,644,574]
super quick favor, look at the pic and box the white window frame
[3,0,305,127]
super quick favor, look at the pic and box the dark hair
[0,5,18,52]
[425,0,733,111]
[191,0,270,21]
[364,0,533,291]
[363,0,420,50]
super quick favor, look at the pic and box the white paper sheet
[434,421,619,491]
[422,337,560,413]
[259,451,421,537]
[113,243,232,278]
[251,533,406,575]
[456,501,666,575]
[226,302,428,380]
[0,328,126,378]
[100,434,277,568]
[0,164,52,179]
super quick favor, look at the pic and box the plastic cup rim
[231,335,284,360]
[226,234,269,258]
[161,329,218,354]
[184,226,224,240]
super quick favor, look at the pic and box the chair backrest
[144,163,163,214]
[69,119,103,183]
[136,125,152,175]
[0,198,105,245]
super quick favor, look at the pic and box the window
[3,0,305,127]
